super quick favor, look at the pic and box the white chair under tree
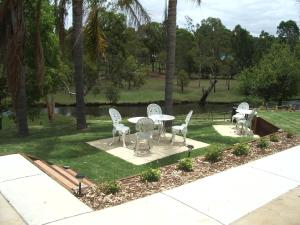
[109,108,130,147]
[237,109,257,135]
[135,117,155,154]
[232,102,249,123]
[171,110,193,146]
[147,103,163,131]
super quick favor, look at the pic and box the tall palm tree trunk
[6,0,29,136]
[165,0,177,115]
[72,0,87,129]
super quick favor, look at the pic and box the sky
[139,0,300,36]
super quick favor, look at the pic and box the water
[54,103,234,117]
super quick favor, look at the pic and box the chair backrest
[184,110,193,125]
[238,102,249,110]
[109,108,122,126]
[136,118,155,139]
[147,104,162,117]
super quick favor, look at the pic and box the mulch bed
[79,132,300,210]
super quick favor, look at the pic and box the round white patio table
[149,114,175,143]
[236,109,252,115]
[128,116,145,124]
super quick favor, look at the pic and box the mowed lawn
[0,114,251,183]
[259,111,300,134]
[54,78,242,104]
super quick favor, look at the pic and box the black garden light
[187,145,194,157]
[75,173,85,196]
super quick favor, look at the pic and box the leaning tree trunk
[199,79,218,105]
[72,0,87,129]
[165,0,177,115]
[6,0,29,136]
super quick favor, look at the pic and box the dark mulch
[79,132,300,210]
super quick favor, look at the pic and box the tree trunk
[6,0,29,136]
[46,95,55,122]
[72,0,87,129]
[199,79,218,105]
[35,0,44,93]
[59,0,67,53]
[165,0,177,115]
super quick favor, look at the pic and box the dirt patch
[79,132,300,210]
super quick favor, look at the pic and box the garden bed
[80,131,300,210]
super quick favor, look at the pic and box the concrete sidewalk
[1,145,299,225]
[0,154,92,225]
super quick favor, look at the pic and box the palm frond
[85,4,106,60]
[116,0,150,26]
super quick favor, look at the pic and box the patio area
[87,133,209,165]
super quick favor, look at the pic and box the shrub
[269,134,279,142]
[105,84,120,104]
[257,138,269,149]
[233,143,249,156]
[103,181,120,195]
[140,168,161,182]
[177,158,193,172]
[286,132,294,138]
[205,149,223,163]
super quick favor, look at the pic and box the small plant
[103,181,121,195]
[205,149,223,163]
[257,138,269,149]
[286,132,294,138]
[233,143,249,156]
[269,134,279,142]
[177,158,193,172]
[104,83,120,104]
[140,168,161,182]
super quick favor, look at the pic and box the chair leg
[183,132,187,146]
[122,132,126,147]
[109,129,116,146]
[171,131,175,145]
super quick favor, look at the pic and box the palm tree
[0,0,29,136]
[165,0,201,115]
[72,0,87,129]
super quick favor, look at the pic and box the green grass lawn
[0,113,251,183]
[54,78,243,105]
[259,111,300,134]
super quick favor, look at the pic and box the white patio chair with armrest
[109,108,130,147]
[147,103,163,132]
[237,109,257,135]
[232,102,249,123]
[135,118,155,154]
[171,110,193,146]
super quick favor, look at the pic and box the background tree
[177,69,189,93]
[277,20,300,50]
[239,43,300,105]
[138,22,164,72]
[231,25,255,73]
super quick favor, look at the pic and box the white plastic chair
[232,102,249,123]
[171,110,193,146]
[109,108,130,147]
[135,118,155,154]
[237,109,257,135]
[147,103,163,132]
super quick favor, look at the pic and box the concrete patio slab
[213,124,241,137]
[249,145,300,182]
[163,164,299,225]
[48,193,222,225]
[0,193,27,225]
[87,133,209,165]
[231,186,300,225]
[0,154,43,183]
